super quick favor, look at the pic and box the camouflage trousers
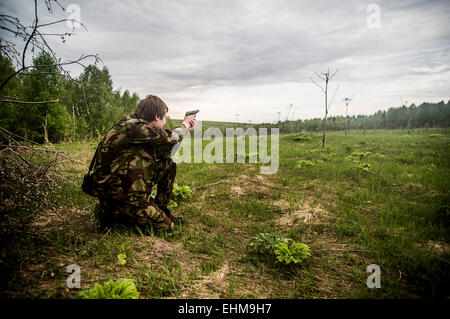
[94,157,177,231]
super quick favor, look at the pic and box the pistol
[185,109,199,117]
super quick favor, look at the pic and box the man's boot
[160,206,186,225]
[94,202,113,232]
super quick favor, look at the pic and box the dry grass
[276,201,330,226]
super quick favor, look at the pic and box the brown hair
[134,95,168,122]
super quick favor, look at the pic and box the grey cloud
[1,0,449,120]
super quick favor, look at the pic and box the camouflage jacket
[91,114,188,207]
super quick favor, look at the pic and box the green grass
[2,128,449,299]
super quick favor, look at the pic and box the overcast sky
[1,0,449,123]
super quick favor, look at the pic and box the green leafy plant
[76,278,139,299]
[172,183,192,200]
[344,145,354,154]
[296,160,315,168]
[117,243,131,265]
[249,233,289,254]
[357,162,371,172]
[351,151,372,160]
[250,233,310,265]
[150,184,192,208]
[167,199,178,208]
[274,241,311,265]
[117,253,127,265]
[291,133,311,142]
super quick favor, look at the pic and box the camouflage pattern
[91,114,187,230]
[94,199,175,231]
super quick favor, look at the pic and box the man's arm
[126,115,195,157]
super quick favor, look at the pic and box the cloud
[1,0,449,122]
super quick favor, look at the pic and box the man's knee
[98,199,174,231]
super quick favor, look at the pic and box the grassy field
[3,128,449,299]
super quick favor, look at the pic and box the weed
[77,279,139,299]
[274,241,311,265]
[296,160,316,168]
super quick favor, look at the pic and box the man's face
[153,112,167,129]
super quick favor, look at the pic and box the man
[90,95,196,232]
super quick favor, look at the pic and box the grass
[1,127,449,298]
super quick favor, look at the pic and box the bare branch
[329,68,339,81]
[310,77,325,93]
[0,54,101,92]
[22,0,39,70]
[314,72,327,81]
[37,18,88,32]
[327,83,339,109]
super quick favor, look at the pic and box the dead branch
[310,77,325,93]
[192,181,229,190]
[22,0,39,70]
[327,83,339,109]
[0,128,71,215]
[0,0,102,92]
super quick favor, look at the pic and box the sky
[1,0,449,123]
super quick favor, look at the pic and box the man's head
[134,95,168,128]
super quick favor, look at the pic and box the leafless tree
[401,98,412,133]
[342,97,352,136]
[310,68,339,152]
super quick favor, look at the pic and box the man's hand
[182,115,196,131]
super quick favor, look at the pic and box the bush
[150,183,192,208]
[344,145,353,154]
[296,160,315,168]
[249,233,311,265]
[357,162,371,172]
[76,278,139,299]
[172,184,192,200]
[274,241,311,265]
[249,233,290,254]
[291,133,311,142]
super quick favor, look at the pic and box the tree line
[1,52,449,143]
[0,51,144,143]
[263,100,450,134]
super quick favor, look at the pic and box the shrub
[296,160,315,168]
[249,233,289,254]
[351,151,372,160]
[150,184,192,208]
[274,241,311,265]
[357,163,371,172]
[344,145,354,154]
[291,133,311,142]
[249,233,311,265]
[172,184,192,200]
[76,278,140,299]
